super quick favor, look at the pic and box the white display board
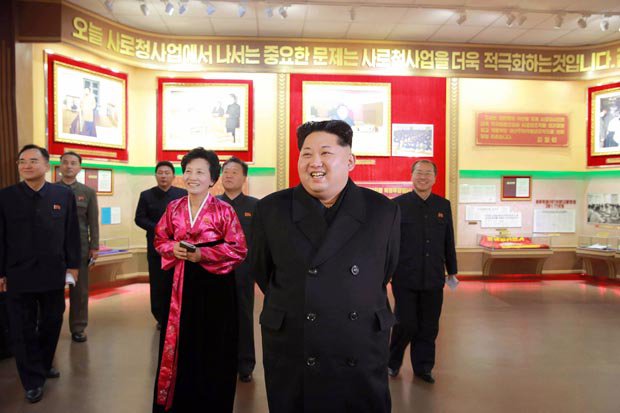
[465,205,511,221]
[481,212,522,228]
[459,184,497,203]
[533,209,576,233]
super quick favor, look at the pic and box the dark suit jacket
[0,182,80,293]
[251,180,400,413]
[392,191,457,290]
[134,186,187,256]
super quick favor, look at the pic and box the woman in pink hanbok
[152,148,247,413]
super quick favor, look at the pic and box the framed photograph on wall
[391,123,434,157]
[157,78,253,162]
[501,176,531,201]
[302,81,391,156]
[588,81,620,166]
[52,166,113,195]
[47,53,128,160]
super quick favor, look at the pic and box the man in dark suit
[0,145,81,403]
[387,159,458,384]
[217,157,259,383]
[135,161,187,328]
[251,120,400,413]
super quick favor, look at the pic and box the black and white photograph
[587,193,620,224]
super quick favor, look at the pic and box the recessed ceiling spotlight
[265,6,274,18]
[577,15,588,29]
[178,1,188,15]
[205,1,215,15]
[456,10,467,25]
[238,3,247,17]
[517,13,527,26]
[140,1,149,16]
[278,6,288,19]
[349,7,356,22]
[165,1,175,16]
[600,18,609,31]
[104,0,114,12]
[553,14,563,29]
[505,12,515,27]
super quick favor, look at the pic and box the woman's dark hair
[181,147,220,184]
[296,120,353,150]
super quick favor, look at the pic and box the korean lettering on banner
[72,17,103,47]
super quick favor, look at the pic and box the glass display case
[477,233,552,251]
[577,236,619,251]
[99,237,130,255]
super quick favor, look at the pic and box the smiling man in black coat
[251,120,400,413]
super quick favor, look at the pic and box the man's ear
[348,153,356,172]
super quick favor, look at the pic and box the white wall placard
[465,205,511,221]
[481,212,522,228]
[459,184,497,203]
[533,209,576,233]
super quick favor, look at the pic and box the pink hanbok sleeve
[154,198,185,270]
[198,203,247,275]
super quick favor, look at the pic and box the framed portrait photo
[157,78,253,162]
[302,81,391,157]
[47,54,128,160]
[588,81,620,166]
[501,176,532,201]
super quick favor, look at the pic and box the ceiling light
[205,1,215,15]
[600,19,609,31]
[553,14,563,29]
[178,1,188,15]
[349,7,356,22]
[265,6,274,18]
[577,15,587,29]
[140,1,149,16]
[278,6,288,19]
[165,1,174,15]
[456,10,466,25]
[238,3,247,17]
[505,12,515,27]
[517,14,527,26]
[104,0,114,12]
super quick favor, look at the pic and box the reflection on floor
[1,280,620,412]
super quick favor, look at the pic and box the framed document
[53,166,114,195]
[501,176,531,201]
[157,78,253,162]
[302,81,391,156]
[587,81,620,166]
[47,53,128,160]
[391,124,433,157]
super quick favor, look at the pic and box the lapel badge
[78,195,85,201]
[244,212,252,217]
[437,212,444,219]
[53,204,62,210]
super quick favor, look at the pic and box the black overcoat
[251,181,400,413]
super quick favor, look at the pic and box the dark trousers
[6,289,65,390]
[147,251,173,325]
[235,266,255,375]
[389,287,443,375]
[69,253,89,334]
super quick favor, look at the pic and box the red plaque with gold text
[476,112,568,147]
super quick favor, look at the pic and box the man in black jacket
[388,159,458,384]
[134,161,186,328]
[0,145,81,403]
[217,156,259,383]
[251,120,400,413]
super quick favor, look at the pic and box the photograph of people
[225,94,241,142]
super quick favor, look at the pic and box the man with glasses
[0,145,80,403]
[135,161,187,329]
[387,160,458,384]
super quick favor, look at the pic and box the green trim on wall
[459,170,620,179]
[49,160,276,177]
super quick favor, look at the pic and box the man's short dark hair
[411,159,437,175]
[60,151,83,164]
[222,156,248,176]
[181,147,220,184]
[155,160,175,174]
[18,144,49,162]
[296,120,353,150]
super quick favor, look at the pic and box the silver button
[306,357,316,367]
[308,268,318,276]
[306,313,317,322]
[349,311,359,321]
[350,265,360,276]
